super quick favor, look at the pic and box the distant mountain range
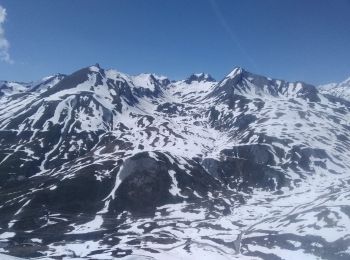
[0,65,349,260]
[319,76,350,101]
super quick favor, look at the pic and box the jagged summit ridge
[208,66,320,102]
[184,72,216,84]
[1,64,322,101]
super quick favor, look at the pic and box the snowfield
[0,64,349,259]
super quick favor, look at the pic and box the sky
[0,0,350,85]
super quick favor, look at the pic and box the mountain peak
[226,67,245,78]
[210,67,321,102]
[89,63,103,73]
[319,75,350,101]
[135,73,168,82]
[185,73,215,84]
[131,73,170,94]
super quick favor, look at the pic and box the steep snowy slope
[0,65,349,260]
[0,74,66,96]
[319,77,350,101]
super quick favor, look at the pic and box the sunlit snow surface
[0,66,349,259]
[319,77,350,101]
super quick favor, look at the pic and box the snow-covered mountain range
[319,76,350,101]
[0,64,349,259]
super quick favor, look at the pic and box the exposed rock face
[184,73,216,84]
[0,65,349,259]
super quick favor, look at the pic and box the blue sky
[0,0,350,85]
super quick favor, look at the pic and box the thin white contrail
[208,0,258,71]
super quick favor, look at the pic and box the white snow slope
[319,76,350,101]
[0,65,349,260]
